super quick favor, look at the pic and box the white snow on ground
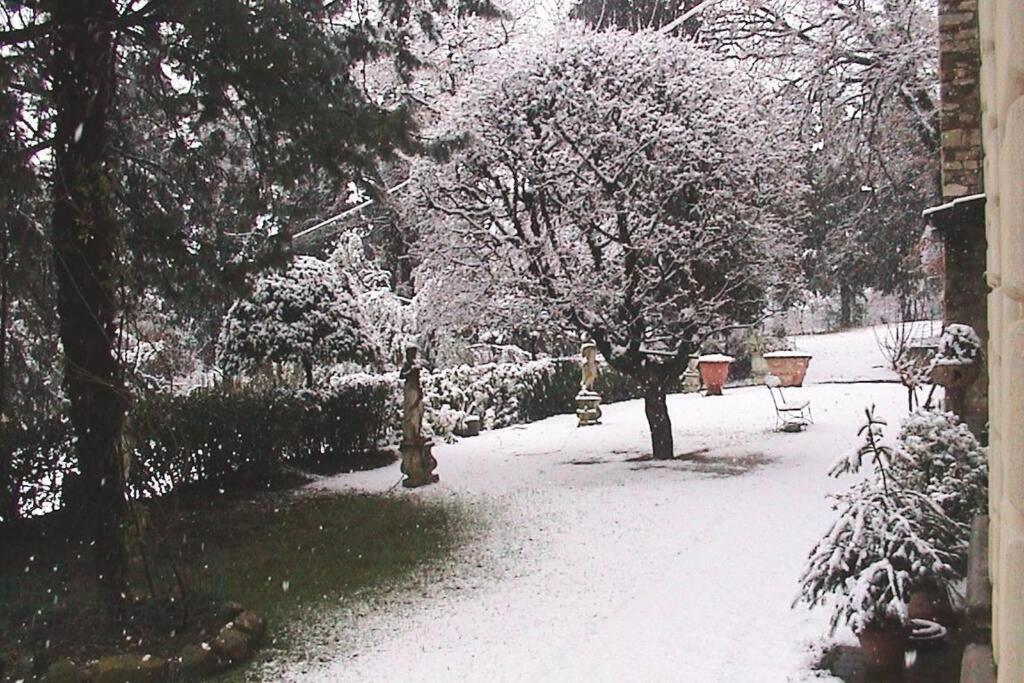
[792,320,941,384]
[273,326,919,683]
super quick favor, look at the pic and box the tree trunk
[0,219,14,524]
[303,356,315,388]
[839,282,855,329]
[51,0,129,612]
[644,385,673,460]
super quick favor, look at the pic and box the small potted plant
[891,408,987,623]
[795,408,964,671]
[929,323,981,388]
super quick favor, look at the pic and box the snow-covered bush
[322,355,644,443]
[217,256,376,387]
[893,408,987,528]
[331,233,417,369]
[797,407,965,634]
[798,487,960,634]
[931,323,981,367]
[5,378,394,518]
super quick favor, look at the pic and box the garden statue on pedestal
[576,342,602,426]
[681,353,701,393]
[399,344,438,488]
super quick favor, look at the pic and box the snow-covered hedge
[129,382,392,496]
[3,357,642,519]
[325,357,644,442]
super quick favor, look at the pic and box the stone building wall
[934,0,989,437]
[978,0,1024,678]
[939,0,983,198]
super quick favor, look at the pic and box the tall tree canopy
[0,0,492,611]
[416,29,805,459]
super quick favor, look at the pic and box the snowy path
[274,328,916,682]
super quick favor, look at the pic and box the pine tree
[1,0,491,613]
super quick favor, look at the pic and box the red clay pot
[763,352,812,387]
[857,623,909,672]
[697,355,734,396]
[930,361,979,388]
[907,584,958,626]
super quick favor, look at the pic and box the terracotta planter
[697,354,734,396]
[763,352,812,387]
[857,623,909,672]
[455,415,481,437]
[907,583,957,626]
[930,361,979,388]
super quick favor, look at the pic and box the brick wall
[939,0,983,198]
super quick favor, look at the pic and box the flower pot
[697,354,734,396]
[907,583,957,626]
[930,360,979,388]
[857,623,909,672]
[908,618,948,650]
[762,352,812,387]
[455,415,481,437]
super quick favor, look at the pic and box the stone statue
[400,346,426,444]
[576,341,602,426]
[399,344,438,487]
[580,341,599,392]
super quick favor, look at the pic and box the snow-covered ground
[271,326,923,682]
[792,319,941,384]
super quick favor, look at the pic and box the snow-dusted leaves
[796,406,969,634]
[218,256,376,384]
[931,323,982,367]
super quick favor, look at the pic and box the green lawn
[0,488,465,679]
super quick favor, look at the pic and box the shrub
[129,381,391,496]
[796,407,966,634]
[6,356,643,518]
[218,256,376,387]
[2,380,392,519]
[0,413,74,521]
[892,408,987,552]
[931,323,981,367]
[418,358,642,440]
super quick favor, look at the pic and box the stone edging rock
[31,604,266,683]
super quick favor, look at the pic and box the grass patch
[0,488,464,679]
[198,490,460,635]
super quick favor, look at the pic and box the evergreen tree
[0,0,491,613]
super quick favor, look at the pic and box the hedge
[2,356,643,520]
[1,380,391,520]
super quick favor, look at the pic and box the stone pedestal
[750,352,769,383]
[681,353,701,393]
[575,390,602,426]
[400,438,438,488]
